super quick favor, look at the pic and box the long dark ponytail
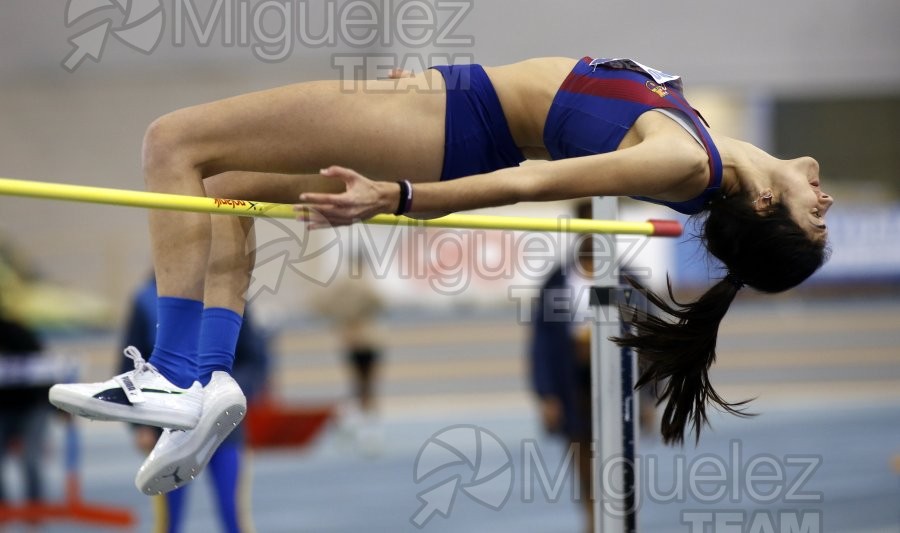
[615,195,828,445]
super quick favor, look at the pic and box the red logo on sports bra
[646,80,668,98]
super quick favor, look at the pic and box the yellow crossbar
[0,177,682,237]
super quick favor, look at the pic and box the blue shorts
[430,64,526,181]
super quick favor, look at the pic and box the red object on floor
[0,419,135,528]
[245,396,335,449]
[0,473,134,528]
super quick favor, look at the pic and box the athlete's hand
[296,166,397,229]
[388,68,414,79]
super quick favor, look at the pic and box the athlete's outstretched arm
[298,136,707,227]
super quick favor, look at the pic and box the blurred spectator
[313,251,386,457]
[0,305,51,508]
[528,201,657,533]
[120,276,269,533]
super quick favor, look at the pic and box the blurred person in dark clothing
[529,201,656,533]
[0,307,51,507]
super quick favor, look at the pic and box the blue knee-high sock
[150,297,203,388]
[198,307,242,386]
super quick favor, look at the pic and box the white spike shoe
[49,347,202,430]
[135,371,246,495]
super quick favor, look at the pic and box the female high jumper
[49,56,833,495]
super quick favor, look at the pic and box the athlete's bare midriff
[484,57,701,163]
[484,57,578,160]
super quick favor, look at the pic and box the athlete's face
[770,157,833,242]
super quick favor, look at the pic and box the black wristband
[394,179,413,216]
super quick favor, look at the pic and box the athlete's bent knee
[142,112,201,187]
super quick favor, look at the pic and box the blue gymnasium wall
[670,204,900,288]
